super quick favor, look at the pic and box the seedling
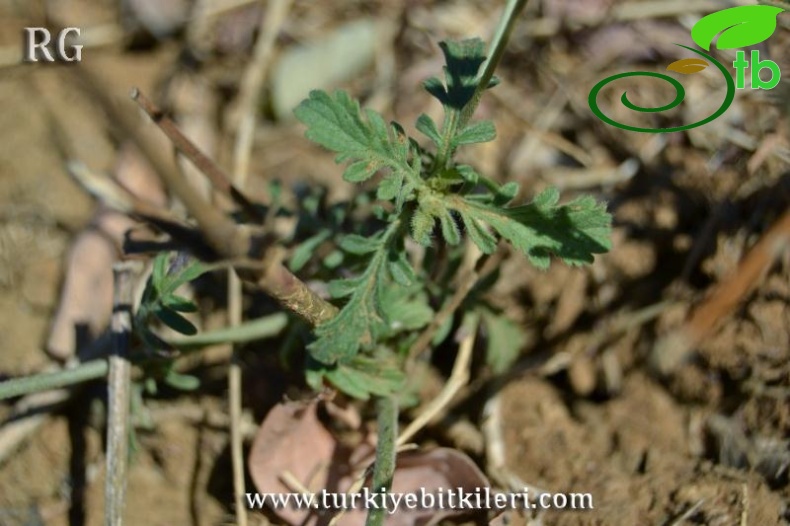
[290,40,611,400]
[0,1,612,524]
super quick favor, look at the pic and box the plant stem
[458,0,529,130]
[105,261,141,526]
[131,89,263,224]
[172,312,288,349]
[365,395,398,526]
[71,67,336,327]
[0,360,108,401]
[0,314,288,402]
[434,0,529,170]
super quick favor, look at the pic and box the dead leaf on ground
[248,399,340,526]
[46,227,116,360]
[46,144,165,361]
[339,447,492,526]
[249,399,492,526]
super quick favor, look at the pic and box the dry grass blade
[226,2,293,525]
[398,312,479,447]
[407,245,499,361]
[651,206,790,374]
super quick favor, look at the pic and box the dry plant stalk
[105,261,142,526]
[652,206,790,374]
[226,1,293,523]
[69,65,337,327]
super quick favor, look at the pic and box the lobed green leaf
[294,90,419,197]
[452,120,496,146]
[448,188,612,268]
[424,38,488,110]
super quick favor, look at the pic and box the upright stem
[458,0,529,130]
[105,261,141,526]
[365,396,398,526]
[434,0,529,171]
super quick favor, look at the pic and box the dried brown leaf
[46,228,116,360]
[334,448,491,526]
[248,400,491,526]
[248,400,338,525]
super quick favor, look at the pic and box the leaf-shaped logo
[691,5,785,51]
[667,58,709,74]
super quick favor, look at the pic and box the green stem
[365,395,398,526]
[434,0,529,172]
[0,313,288,401]
[459,0,529,130]
[171,312,287,349]
[0,360,109,401]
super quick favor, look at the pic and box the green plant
[290,39,611,401]
[0,2,611,525]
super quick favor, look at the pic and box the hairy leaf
[447,188,612,268]
[294,90,420,197]
[339,233,380,255]
[387,249,416,286]
[480,308,526,374]
[411,206,436,246]
[380,286,433,336]
[416,113,443,147]
[452,120,496,146]
[327,277,362,299]
[306,354,404,400]
[423,38,488,110]
[289,230,331,272]
[307,229,397,363]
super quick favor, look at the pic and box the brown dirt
[1,1,789,526]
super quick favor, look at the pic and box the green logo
[589,5,786,133]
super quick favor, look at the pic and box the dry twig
[69,66,337,326]
[105,261,142,526]
[225,1,293,524]
[398,312,479,447]
[407,245,500,361]
[651,207,790,374]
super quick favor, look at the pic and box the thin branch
[0,361,108,402]
[398,311,479,447]
[0,313,287,402]
[231,0,293,191]
[68,67,336,326]
[70,66,248,259]
[0,389,72,465]
[365,395,398,526]
[459,0,529,130]
[105,261,141,526]
[651,206,790,374]
[66,161,216,258]
[407,245,500,360]
[130,89,264,223]
[226,3,292,524]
